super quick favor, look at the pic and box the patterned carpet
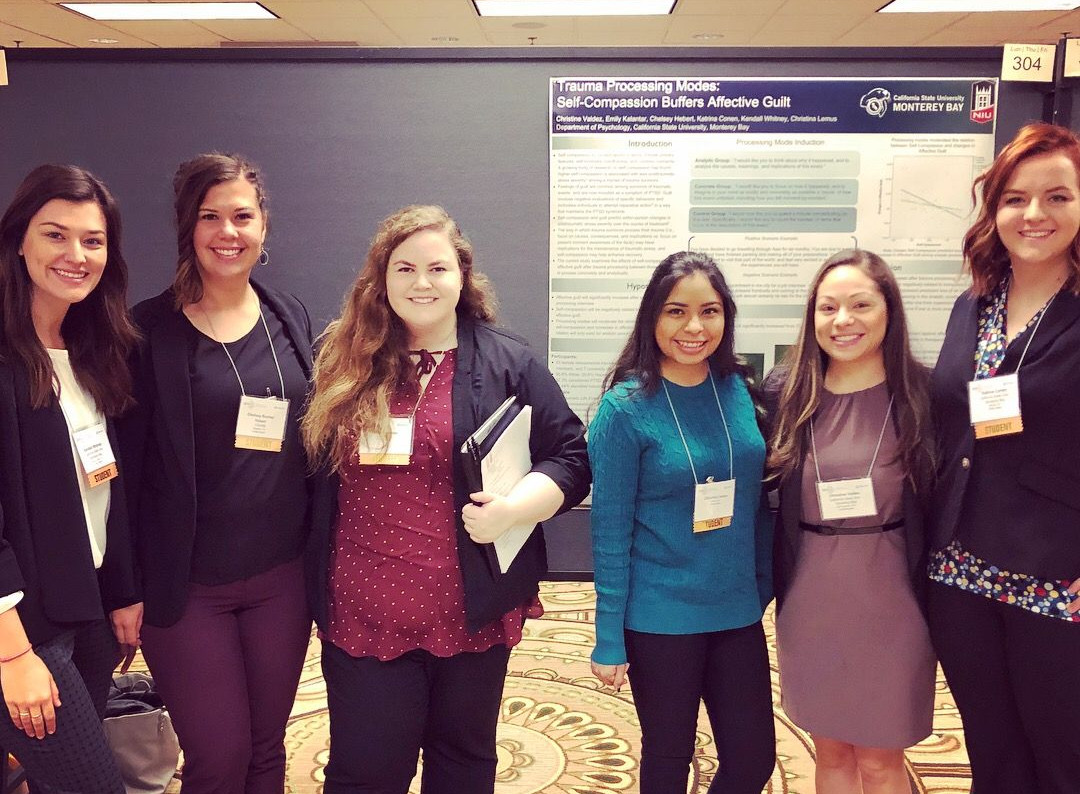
[155,581,973,793]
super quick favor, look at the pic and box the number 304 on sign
[1001,43,1055,83]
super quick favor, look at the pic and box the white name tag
[968,373,1023,439]
[72,423,118,488]
[358,416,414,466]
[235,395,290,452]
[693,478,735,533]
[816,477,877,521]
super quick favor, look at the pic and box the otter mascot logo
[859,88,891,118]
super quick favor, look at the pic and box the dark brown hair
[964,122,1080,296]
[768,249,935,494]
[604,250,747,395]
[171,153,268,307]
[0,164,137,414]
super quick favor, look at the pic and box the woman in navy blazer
[0,164,139,791]
[301,205,589,793]
[928,123,1080,793]
[120,154,313,794]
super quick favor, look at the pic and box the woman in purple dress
[765,249,936,794]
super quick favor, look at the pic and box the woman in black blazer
[0,164,139,791]
[928,122,1080,793]
[120,154,313,793]
[301,205,589,794]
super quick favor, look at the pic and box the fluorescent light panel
[61,3,276,21]
[879,0,1079,11]
[475,0,676,17]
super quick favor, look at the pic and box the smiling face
[996,151,1080,273]
[654,271,726,383]
[385,228,463,348]
[192,178,266,285]
[813,265,888,372]
[20,199,108,321]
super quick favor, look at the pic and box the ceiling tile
[778,0,881,12]
[573,15,671,46]
[363,0,474,20]
[664,13,769,45]
[951,10,1063,30]
[192,18,315,42]
[0,17,69,46]
[835,13,967,46]
[764,14,871,33]
[674,0,785,14]
[286,16,400,45]
[379,14,485,45]
[0,2,152,46]
[106,20,224,47]
[480,16,575,46]
[263,0,379,23]
[751,27,863,45]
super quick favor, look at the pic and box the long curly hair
[964,122,1080,296]
[0,164,137,415]
[302,205,497,473]
[767,249,935,494]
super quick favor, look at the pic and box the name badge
[693,478,735,533]
[235,395,290,452]
[72,423,118,488]
[358,416,414,466]
[968,373,1023,439]
[816,477,877,521]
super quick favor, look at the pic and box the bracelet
[0,646,32,664]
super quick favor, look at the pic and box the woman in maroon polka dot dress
[302,205,590,794]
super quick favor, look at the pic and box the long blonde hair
[301,205,497,473]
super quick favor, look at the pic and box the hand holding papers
[460,396,535,574]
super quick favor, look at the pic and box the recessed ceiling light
[474,0,676,17]
[61,3,276,21]
[692,32,724,40]
[879,0,1078,11]
[88,37,119,44]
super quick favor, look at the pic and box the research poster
[548,77,998,419]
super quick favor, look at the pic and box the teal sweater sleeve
[588,389,640,665]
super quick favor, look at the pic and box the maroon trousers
[141,557,311,794]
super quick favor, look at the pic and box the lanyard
[661,371,734,485]
[199,303,286,399]
[809,393,893,484]
[1005,292,1056,377]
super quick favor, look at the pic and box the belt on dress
[798,518,904,536]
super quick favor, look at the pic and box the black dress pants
[928,582,1080,794]
[321,640,511,794]
[625,621,775,794]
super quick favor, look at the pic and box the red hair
[964,122,1080,296]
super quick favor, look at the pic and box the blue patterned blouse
[929,275,1080,622]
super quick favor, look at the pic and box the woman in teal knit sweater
[589,251,775,793]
